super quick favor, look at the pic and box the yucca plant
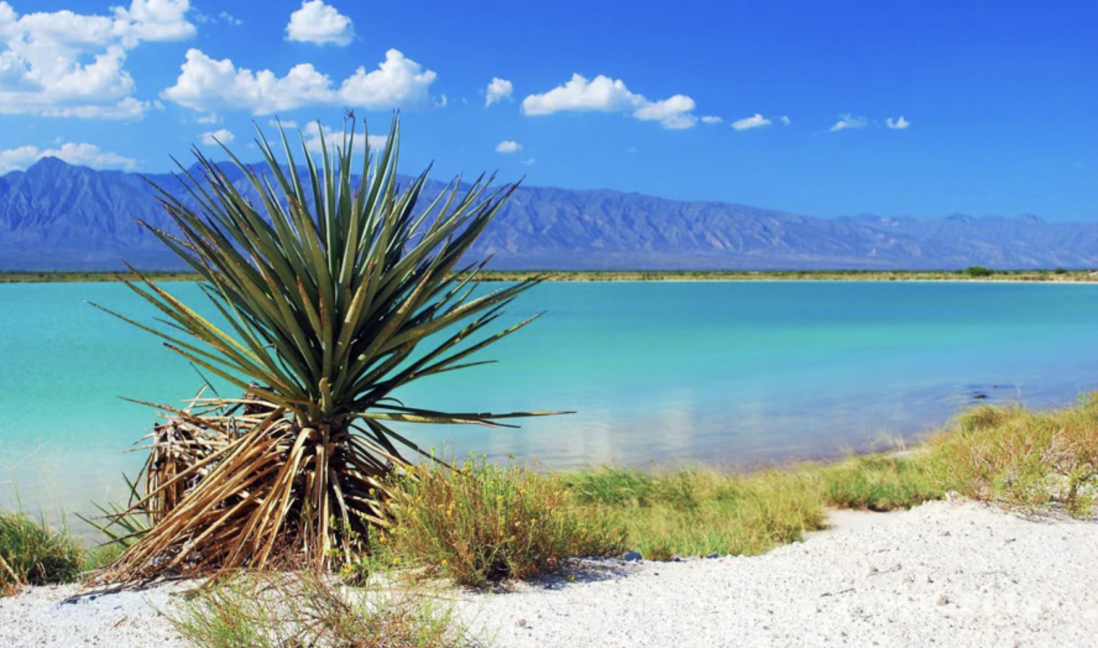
[94,115,552,583]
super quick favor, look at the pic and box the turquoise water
[1,281,1097,514]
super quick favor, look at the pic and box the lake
[1,281,1096,515]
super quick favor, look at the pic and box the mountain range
[1,157,1095,271]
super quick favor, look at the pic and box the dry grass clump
[927,394,1098,515]
[168,570,478,648]
[380,458,625,587]
[563,466,825,559]
[0,512,83,595]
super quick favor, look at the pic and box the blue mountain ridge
[1,157,1095,271]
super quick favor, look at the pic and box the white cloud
[161,49,331,113]
[338,49,437,109]
[522,73,642,115]
[521,73,699,129]
[485,76,512,107]
[193,10,241,26]
[285,0,353,46]
[0,0,195,118]
[269,118,298,128]
[199,128,233,146]
[520,157,535,165]
[0,141,136,173]
[830,114,868,132]
[112,0,196,47]
[701,115,723,124]
[731,113,772,131]
[886,115,910,130]
[196,112,220,123]
[161,48,438,114]
[41,96,149,119]
[495,140,522,153]
[633,94,697,129]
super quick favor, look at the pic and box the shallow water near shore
[1,281,1097,515]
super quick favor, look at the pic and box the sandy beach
[3,498,1096,648]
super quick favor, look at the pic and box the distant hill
[1,157,1095,271]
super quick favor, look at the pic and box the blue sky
[0,0,1095,220]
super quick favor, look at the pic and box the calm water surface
[1,281,1097,513]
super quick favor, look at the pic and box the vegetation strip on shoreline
[4,395,1097,597]
[2,268,1097,284]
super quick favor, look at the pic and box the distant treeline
[2,268,1097,284]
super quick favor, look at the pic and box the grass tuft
[0,512,83,595]
[564,466,826,559]
[381,457,625,587]
[169,571,477,648]
[816,455,948,511]
[928,394,1098,515]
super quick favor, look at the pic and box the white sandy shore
[2,499,1096,648]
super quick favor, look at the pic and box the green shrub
[382,458,625,587]
[1054,266,1068,274]
[962,266,995,277]
[0,511,83,594]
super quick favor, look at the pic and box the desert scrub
[0,511,83,595]
[927,395,1098,515]
[169,571,476,648]
[382,458,625,587]
[563,466,825,559]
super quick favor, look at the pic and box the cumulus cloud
[520,157,535,165]
[522,74,641,115]
[779,115,791,125]
[162,48,437,114]
[339,49,437,109]
[0,0,195,118]
[485,77,512,107]
[112,0,196,47]
[731,113,772,131]
[830,114,868,132]
[285,0,353,46]
[700,115,723,124]
[886,116,910,130]
[0,141,136,173]
[521,73,699,129]
[199,128,233,146]
[633,94,697,129]
[495,140,522,153]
